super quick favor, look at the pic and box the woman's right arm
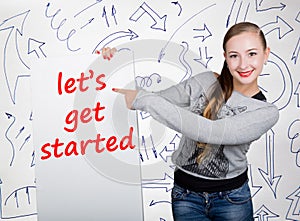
[103,47,216,107]
[154,71,216,107]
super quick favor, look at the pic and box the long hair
[196,22,267,163]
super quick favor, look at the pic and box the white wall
[0,0,299,220]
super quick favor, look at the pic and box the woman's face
[224,31,270,94]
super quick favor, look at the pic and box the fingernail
[112,88,117,92]
[95,50,101,54]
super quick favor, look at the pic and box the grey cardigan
[132,71,279,180]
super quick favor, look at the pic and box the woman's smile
[238,70,254,78]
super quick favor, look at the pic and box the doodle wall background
[0,0,299,220]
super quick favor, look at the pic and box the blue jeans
[171,181,254,221]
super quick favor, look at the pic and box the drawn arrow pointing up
[260,16,293,39]
[0,10,31,104]
[254,205,279,221]
[129,2,167,31]
[159,133,180,162]
[292,37,300,64]
[294,82,300,107]
[286,187,300,220]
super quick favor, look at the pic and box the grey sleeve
[155,71,216,107]
[133,90,279,145]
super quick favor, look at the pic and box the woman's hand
[112,88,138,109]
[95,47,117,60]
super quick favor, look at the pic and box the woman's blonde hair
[196,22,267,163]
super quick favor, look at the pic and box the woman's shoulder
[193,71,218,78]
[229,91,279,112]
[190,71,218,87]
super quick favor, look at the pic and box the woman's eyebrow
[228,48,259,53]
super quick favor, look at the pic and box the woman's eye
[229,54,237,58]
[249,52,257,56]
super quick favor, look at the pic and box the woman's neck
[233,81,260,97]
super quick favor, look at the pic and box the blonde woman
[106,22,279,221]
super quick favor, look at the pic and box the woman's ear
[264,47,270,63]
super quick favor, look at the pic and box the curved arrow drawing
[92,29,138,53]
[0,10,31,104]
[260,16,293,39]
[260,52,293,110]
[258,129,282,199]
[5,113,16,166]
[149,199,171,206]
[179,41,192,82]
[129,2,167,31]
[171,1,182,16]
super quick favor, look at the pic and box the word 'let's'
[58,69,106,94]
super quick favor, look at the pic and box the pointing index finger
[112,88,124,94]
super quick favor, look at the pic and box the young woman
[104,22,279,221]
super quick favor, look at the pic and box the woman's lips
[238,70,253,78]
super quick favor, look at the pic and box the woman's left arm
[131,90,279,145]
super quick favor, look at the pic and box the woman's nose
[239,57,249,69]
